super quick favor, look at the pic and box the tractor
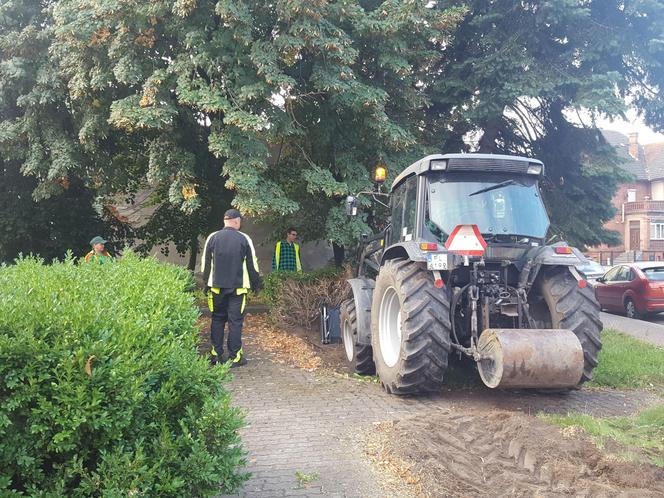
[342,153,602,394]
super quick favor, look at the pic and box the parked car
[594,262,664,318]
[575,260,607,286]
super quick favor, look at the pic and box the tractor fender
[347,277,375,345]
[525,245,585,268]
[381,241,426,265]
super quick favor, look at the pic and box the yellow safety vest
[274,241,302,272]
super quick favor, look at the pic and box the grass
[295,471,320,489]
[543,405,664,467]
[589,329,664,389]
[350,372,380,383]
[541,330,664,468]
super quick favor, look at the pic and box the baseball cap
[224,208,242,220]
[90,236,107,245]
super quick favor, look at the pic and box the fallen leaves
[244,315,322,371]
[84,355,96,377]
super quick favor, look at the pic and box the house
[586,131,664,265]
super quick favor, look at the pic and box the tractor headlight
[527,163,543,175]
[430,159,447,171]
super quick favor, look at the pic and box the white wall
[145,218,336,275]
[651,181,664,201]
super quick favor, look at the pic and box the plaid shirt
[272,241,300,272]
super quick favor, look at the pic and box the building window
[651,221,664,240]
[627,189,637,203]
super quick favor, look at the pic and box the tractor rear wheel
[340,299,375,375]
[530,269,602,383]
[371,259,452,394]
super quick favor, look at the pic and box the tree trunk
[478,115,503,153]
[332,242,345,267]
[187,235,199,272]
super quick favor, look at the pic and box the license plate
[426,253,448,270]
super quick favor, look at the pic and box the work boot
[229,356,248,368]
[210,352,226,366]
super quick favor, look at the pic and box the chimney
[628,132,639,160]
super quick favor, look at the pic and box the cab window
[389,175,417,243]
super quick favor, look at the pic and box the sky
[595,109,664,144]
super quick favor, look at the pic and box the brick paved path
[221,327,659,498]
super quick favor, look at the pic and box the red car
[594,262,664,318]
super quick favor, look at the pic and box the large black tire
[530,269,603,384]
[340,299,376,375]
[371,259,452,394]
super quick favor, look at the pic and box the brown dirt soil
[366,409,664,498]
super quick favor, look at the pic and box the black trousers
[210,290,246,362]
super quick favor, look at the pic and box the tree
[0,0,130,261]
[425,0,663,248]
[2,0,663,256]
[1,0,464,261]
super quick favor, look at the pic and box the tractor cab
[382,154,553,262]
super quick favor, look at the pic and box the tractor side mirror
[346,195,358,216]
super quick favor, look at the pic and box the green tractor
[343,154,602,394]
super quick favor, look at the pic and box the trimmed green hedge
[0,253,247,497]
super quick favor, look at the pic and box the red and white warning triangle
[445,224,487,256]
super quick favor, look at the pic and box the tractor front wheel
[340,299,375,376]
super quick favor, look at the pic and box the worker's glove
[204,286,211,295]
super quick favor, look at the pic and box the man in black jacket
[201,209,261,367]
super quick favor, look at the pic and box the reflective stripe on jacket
[201,227,261,291]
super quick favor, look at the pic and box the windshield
[427,173,549,240]
[642,267,664,281]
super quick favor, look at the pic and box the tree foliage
[1,0,664,255]
[0,159,116,263]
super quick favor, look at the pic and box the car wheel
[624,298,639,319]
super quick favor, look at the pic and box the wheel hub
[342,317,354,362]
[379,286,402,367]
[626,300,636,318]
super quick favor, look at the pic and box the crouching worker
[201,209,261,368]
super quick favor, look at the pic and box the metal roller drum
[477,328,584,389]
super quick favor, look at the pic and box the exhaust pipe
[477,328,584,389]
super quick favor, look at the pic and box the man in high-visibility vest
[272,227,302,272]
[201,209,261,367]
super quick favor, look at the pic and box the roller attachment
[477,328,584,389]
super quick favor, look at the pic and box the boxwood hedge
[0,253,247,497]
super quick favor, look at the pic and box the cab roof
[392,153,544,190]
